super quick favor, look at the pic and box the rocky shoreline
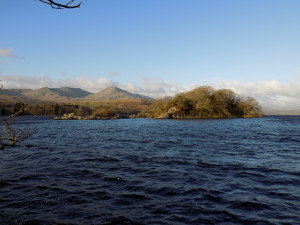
[53,113,119,120]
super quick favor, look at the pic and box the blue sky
[1,0,300,109]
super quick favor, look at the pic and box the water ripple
[0,116,299,224]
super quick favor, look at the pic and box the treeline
[0,102,85,116]
[0,99,152,117]
[145,86,262,118]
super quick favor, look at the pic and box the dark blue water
[0,116,299,225]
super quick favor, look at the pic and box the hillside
[0,89,32,97]
[54,87,91,98]
[84,87,153,101]
[0,86,152,102]
[0,94,37,104]
[263,107,300,115]
[24,87,92,100]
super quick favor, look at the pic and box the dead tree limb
[0,106,35,150]
[37,0,82,9]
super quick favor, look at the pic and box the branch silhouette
[0,81,34,150]
[0,105,35,150]
[37,0,82,9]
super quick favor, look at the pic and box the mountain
[0,86,153,102]
[29,87,91,99]
[0,87,91,102]
[263,107,300,115]
[85,86,153,101]
[0,89,32,97]
[25,87,92,99]
[25,87,63,100]
[54,87,92,98]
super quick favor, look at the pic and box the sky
[1,0,300,110]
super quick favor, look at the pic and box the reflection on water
[0,116,300,224]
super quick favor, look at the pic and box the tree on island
[239,96,262,118]
[148,86,263,119]
[37,0,82,9]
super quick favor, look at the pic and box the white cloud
[214,80,300,110]
[131,77,198,98]
[0,74,54,89]
[56,77,118,93]
[0,48,16,58]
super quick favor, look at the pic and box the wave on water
[0,116,300,224]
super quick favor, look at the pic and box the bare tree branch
[0,105,34,150]
[0,82,35,150]
[37,0,82,9]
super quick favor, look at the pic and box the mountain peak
[102,86,122,92]
[85,86,152,101]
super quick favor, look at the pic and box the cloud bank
[1,74,299,110]
[214,80,300,110]
[0,48,16,58]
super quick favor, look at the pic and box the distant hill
[263,107,300,115]
[0,89,32,97]
[0,87,92,102]
[85,86,153,101]
[0,94,36,104]
[27,87,92,99]
[54,87,92,98]
[0,86,152,102]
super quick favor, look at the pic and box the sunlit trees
[170,95,193,118]
[146,98,172,118]
[186,86,214,117]
[213,89,241,117]
[239,97,263,117]
[148,86,263,119]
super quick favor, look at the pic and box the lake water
[0,116,299,225]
